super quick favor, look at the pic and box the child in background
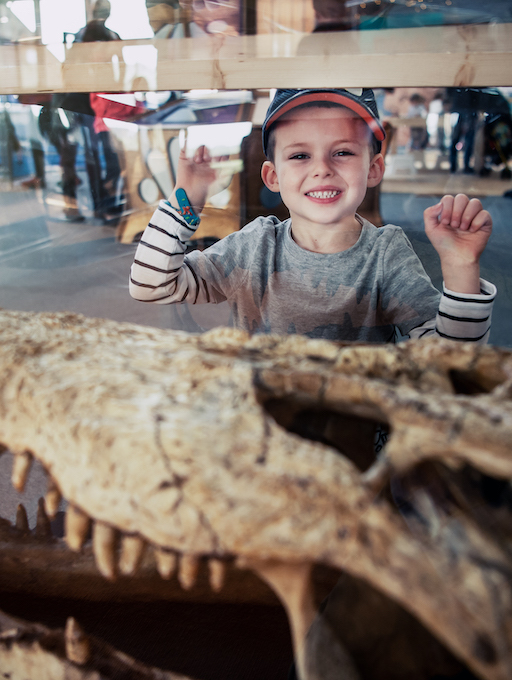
[407,92,428,151]
[130,88,495,344]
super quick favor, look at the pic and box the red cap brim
[265,91,385,142]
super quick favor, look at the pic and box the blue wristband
[165,188,200,226]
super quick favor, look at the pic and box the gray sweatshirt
[130,201,496,343]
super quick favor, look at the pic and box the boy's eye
[334,150,354,157]
[289,153,309,160]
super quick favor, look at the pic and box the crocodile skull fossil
[0,309,511,679]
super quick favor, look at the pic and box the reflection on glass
[1,0,511,44]
[379,87,512,177]
[261,0,512,34]
[7,0,36,33]
[0,87,511,344]
[146,0,242,37]
[0,0,37,43]
[0,0,245,44]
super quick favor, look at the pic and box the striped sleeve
[129,200,213,305]
[409,278,496,344]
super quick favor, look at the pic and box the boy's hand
[424,194,492,262]
[171,145,227,215]
[423,194,492,294]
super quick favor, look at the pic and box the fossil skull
[0,310,511,679]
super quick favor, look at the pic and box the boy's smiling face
[261,106,385,237]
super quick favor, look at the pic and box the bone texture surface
[0,310,511,680]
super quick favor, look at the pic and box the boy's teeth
[307,190,339,199]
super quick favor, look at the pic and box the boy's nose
[312,157,333,176]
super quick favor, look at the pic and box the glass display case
[0,0,511,342]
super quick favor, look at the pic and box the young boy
[130,88,495,344]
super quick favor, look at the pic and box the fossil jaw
[0,607,196,680]
[1,310,512,679]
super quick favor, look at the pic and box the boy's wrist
[441,260,481,295]
[165,188,201,226]
[438,249,480,267]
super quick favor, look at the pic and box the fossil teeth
[45,478,62,519]
[11,450,32,493]
[208,558,226,592]
[65,617,91,665]
[35,497,52,539]
[65,505,91,552]
[15,503,29,533]
[0,628,19,640]
[179,554,199,590]
[361,456,392,492]
[247,560,316,680]
[92,521,118,581]
[154,548,177,580]
[119,535,146,576]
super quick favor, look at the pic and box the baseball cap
[262,88,386,157]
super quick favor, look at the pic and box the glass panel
[1,86,511,344]
[0,0,245,45]
[258,0,512,34]
[1,0,511,45]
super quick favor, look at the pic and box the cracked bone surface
[1,310,512,679]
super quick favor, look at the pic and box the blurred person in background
[37,98,84,221]
[407,93,428,151]
[19,102,47,190]
[427,90,450,155]
[447,88,479,174]
[74,0,120,41]
[73,1,122,221]
[0,105,22,185]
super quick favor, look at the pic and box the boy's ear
[261,160,280,192]
[367,153,385,188]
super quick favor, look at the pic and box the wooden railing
[0,23,510,95]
